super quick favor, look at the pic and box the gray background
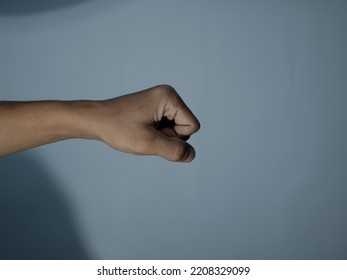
[0,0,346,259]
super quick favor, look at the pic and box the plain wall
[0,0,346,259]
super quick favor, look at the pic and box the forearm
[0,100,98,156]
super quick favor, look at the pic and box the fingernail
[184,146,196,163]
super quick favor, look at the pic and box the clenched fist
[92,85,200,162]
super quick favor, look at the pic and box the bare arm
[0,85,200,162]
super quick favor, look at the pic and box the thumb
[153,131,196,162]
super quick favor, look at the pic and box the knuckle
[154,84,178,99]
[157,84,175,93]
[192,119,201,133]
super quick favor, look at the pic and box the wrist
[57,100,102,141]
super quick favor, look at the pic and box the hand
[92,85,200,162]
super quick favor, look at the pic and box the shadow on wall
[0,0,92,15]
[0,153,89,259]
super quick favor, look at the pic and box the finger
[153,130,196,162]
[158,118,190,140]
[160,127,177,137]
[173,106,200,134]
[159,127,190,140]
[173,122,199,137]
[163,91,200,137]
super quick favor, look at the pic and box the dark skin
[0,85,200,162]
